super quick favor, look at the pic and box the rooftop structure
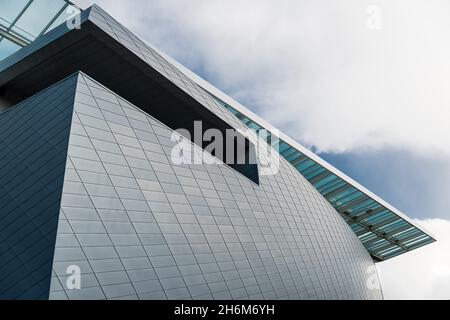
[0,0,79,60]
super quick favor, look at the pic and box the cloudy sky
[74,0,450,299]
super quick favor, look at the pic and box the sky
[74,0,450,299]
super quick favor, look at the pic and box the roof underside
[0,0,78,61]
[0,3,436,262]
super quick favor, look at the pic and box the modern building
[0,2,435,300]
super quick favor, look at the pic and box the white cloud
[378,219,450,300]
[75,0,450,155]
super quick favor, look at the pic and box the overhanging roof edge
[148,43,436,243]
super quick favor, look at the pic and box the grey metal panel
[49,73,382,300]
[0,74,78,299]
